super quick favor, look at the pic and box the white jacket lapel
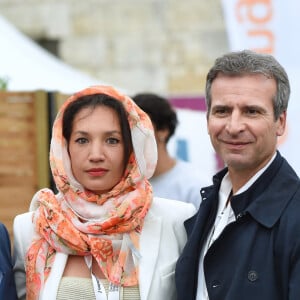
[41,252,68,300]
[139,212,162,300]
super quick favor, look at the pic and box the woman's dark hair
[131,93,178,143]
[62,93,133,169]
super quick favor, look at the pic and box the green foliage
[0,76,9,90]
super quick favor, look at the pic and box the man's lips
[86,168,108,176]
[223,140,250,150]
[220,137,251,145]
[224,141,249,145]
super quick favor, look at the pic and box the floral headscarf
[26,85,157,299]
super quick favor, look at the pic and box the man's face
[207,73,286,178]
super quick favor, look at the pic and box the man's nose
[225,111,245,135]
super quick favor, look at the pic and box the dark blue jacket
[0,222,17,300]
[175,152,300,300]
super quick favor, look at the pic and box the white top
[150,160,211,209]
[57,277,95,300]
[196,154,276,300]
[57,277,140,300]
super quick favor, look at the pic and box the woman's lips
[86,168,108,177]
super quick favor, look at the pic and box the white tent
[0,15,117,94]
[0,15,219,180]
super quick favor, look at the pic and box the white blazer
[13,197,196,300]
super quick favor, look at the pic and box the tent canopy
[0,15,120,94]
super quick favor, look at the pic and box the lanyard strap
[85,256,120,300]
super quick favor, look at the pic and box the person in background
[132,93,210,209]
[13,85,195,300]
[175,50,300,299]
[0,221,17,299]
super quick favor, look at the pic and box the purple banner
[169,95,207,111]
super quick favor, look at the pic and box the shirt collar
[229,152,299,228]
[236,152,277,195]
[218,152,277,207]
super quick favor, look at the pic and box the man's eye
[216,109,226,114]
[213,108,228,116]
[246,109,259,115]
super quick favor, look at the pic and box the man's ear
[276,111,287,137]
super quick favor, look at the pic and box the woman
[13,85,195,300]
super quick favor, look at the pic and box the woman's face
[68,105,125,195]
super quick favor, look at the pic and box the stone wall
[0,0,229,94]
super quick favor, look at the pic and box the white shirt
[150,160,211,209]
[196,154,276,300]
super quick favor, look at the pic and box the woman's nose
[89,142,105,161]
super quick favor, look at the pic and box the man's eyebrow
[244,105,266,111]
[211,104,229,110]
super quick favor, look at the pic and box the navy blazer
[175,152,300,300]
[0,222,17,300]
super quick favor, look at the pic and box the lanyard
[85,256,120,300]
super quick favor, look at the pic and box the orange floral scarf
[26,85,157,299]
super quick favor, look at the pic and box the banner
[221,0,300,175]
[167,97,218,185]
[168,107,216,185]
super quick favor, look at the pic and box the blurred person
[132,93,209,208]
[13,85,196,300]
[0,221,17,299]
[175,50,300,299]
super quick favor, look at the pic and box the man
[132,93,210,208]
[0,222,17,299]
[175,50,300,299]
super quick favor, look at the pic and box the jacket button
[211,280,221,288]
[248,270,258,282]
[236,212,245,219]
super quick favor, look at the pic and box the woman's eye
[75,137,88,144]
[106,137,120,145]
